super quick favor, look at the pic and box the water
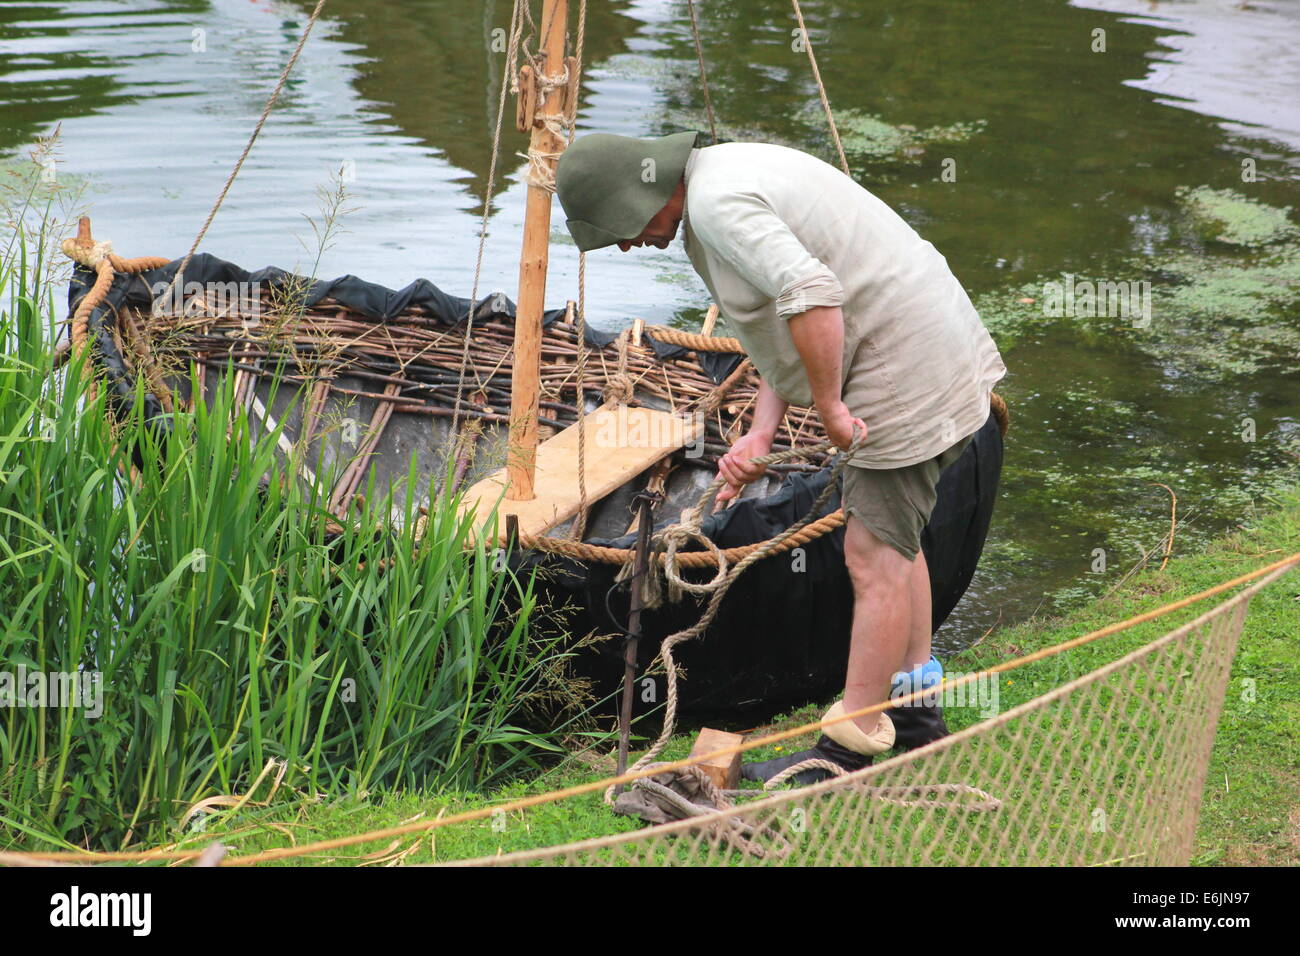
[2,0,1297,645]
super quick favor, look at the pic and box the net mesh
[449,565,1284,867]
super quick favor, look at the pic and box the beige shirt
[681,142,1006,468]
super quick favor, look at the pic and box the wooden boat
[59,0,1005,725]
[63,228,1005,722]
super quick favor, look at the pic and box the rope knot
[61,237,113,269]
[600,372,635,406]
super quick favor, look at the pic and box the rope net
[447,563,1285,866]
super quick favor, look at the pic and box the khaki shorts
[840,434,974,561]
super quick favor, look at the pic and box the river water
[2,0,1297,644]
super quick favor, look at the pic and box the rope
[452,0,526,436]
[513,0,576,193]
[644,324,744,354]
[154,0,328,316]
[570,275,591,542]
[695,357,751,415]
[989,391,1009,438]
[650,321,1010,439]
[601,326,636,405]
[604,430,867,805]
[66,258,113,372]
[758,760,1000,810]
[685,0,718,142]
[520,508,846,566]
[791,0,850,177]
[643,323,1011,439]
[621,764,794,859]
[569,1,591,542]
[620,725,999,860]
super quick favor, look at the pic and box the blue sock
[891,656,943,699]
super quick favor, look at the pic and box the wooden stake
[617,491,655,788]
[506,0,569,501]
[701,303,719,337]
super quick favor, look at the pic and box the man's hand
[820,400,867,451]
[714,430,774,509]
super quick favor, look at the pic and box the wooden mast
[506,0,569,501]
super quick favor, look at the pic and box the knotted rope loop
[659,517,728,601]
[511,3,574,194]
[635,433,847,606]
[614,763,793,860]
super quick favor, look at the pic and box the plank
[459,403,703,542]
[689,728,745,791]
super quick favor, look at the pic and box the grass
[160,484,1299,866]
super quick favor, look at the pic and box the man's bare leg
[841,516,914,737]
[905,548,933,670]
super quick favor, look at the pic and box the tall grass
[0,236,577,851]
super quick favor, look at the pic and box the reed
[0,237,576,852]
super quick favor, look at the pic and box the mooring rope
[685,0,718,143]
[644,324,744,354]
[791,0,850,177]
[452,0,527,436]
[154,0,328,317]
[519,508,847,566]
[568,0,592,542]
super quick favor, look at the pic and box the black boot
[740,735,872,786]
[888,702,950,751]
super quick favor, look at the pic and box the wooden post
[507,0,569,501]
[617,491,655,788]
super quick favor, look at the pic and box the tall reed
[0,237,575,851]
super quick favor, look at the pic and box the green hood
[555,130,701,251]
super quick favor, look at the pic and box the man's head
[555,130,700,253]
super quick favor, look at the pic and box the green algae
[976,188,1300,382]
[829,110,987,162]
[1176,185,1298,248]
[1144,195,1300,380]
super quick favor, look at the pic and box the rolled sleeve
[775,267,844,317]
[689,188,843,318]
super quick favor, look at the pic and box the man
[555,131,1006,782]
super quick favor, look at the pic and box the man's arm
[787,304,866,450]
[716,379,787,506]
[747,377,788,445]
